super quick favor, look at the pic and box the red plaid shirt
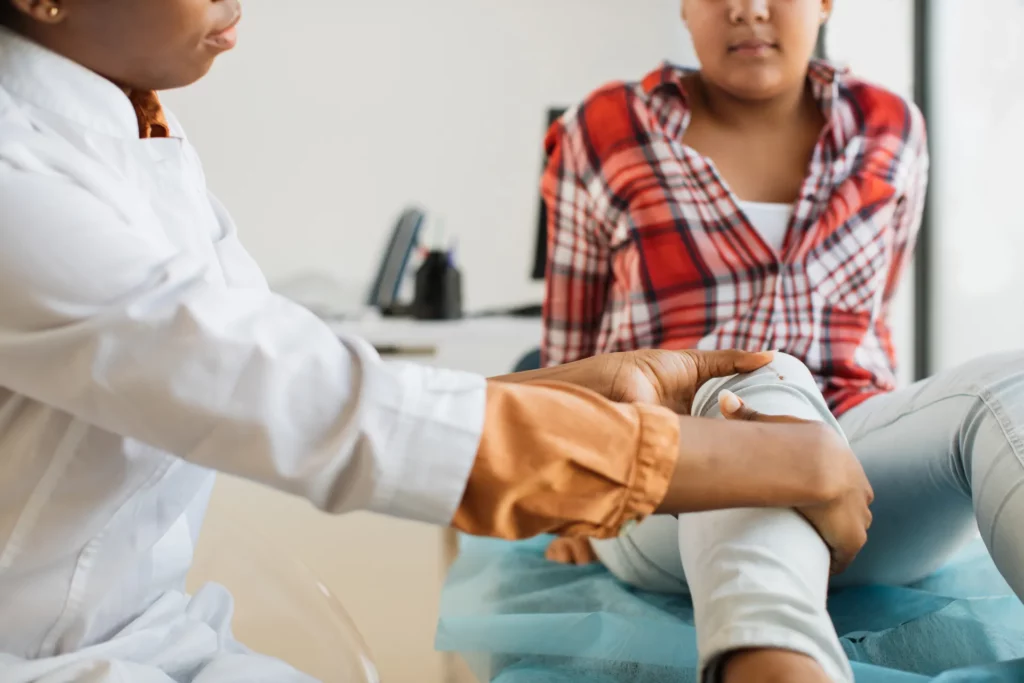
[541,61,929,415]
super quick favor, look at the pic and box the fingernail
[718,390,742,413]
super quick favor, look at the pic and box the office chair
[512,348,542,373]
[188,503,381,683]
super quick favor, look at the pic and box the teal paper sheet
[437,536,1024,682]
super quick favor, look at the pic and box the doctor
[0,1,872,681]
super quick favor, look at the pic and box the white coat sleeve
[0,166,486,525]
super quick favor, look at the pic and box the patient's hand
[546,537,599,565]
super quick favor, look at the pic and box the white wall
[164,0,693,312]
[929,0,1024,370]
[828,0,915,97]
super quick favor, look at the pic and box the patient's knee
[690,351,827,425]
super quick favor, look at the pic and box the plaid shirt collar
[639,59,847,124]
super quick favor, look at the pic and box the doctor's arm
[0,168,487,523]
[0,169,858,541]
[464,381,861,540]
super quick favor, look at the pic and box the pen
[447,236,458,267]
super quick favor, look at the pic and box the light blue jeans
[591,352,1024,682]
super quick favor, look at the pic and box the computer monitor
[531,107,568,281]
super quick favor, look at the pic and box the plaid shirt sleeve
[540,117,612,368]
[883,105,929,305]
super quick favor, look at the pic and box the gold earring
[47,6,60,18]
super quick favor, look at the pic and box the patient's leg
[590,353,852,683]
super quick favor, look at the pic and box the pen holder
[412,250,463,320]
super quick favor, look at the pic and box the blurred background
[168,1,1023,680]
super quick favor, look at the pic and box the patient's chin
[720,72,790,103]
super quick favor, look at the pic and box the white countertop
[328,314,542,377]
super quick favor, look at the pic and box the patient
[542,0,1024,682]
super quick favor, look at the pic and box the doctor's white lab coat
[0,27,486,682]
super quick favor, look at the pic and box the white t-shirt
[737,200,794,252]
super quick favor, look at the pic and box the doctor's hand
[494,349,775,415]
[719,392,874,574]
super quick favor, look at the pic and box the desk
[329,316,542,377]
[197,316,540,683]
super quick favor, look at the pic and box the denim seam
[843,391,981,446]
[979,388,1024,470]
[976,388,1024,556]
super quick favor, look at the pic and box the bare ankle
[720,649,832,683]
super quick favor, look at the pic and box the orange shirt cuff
[452,380,679,541]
